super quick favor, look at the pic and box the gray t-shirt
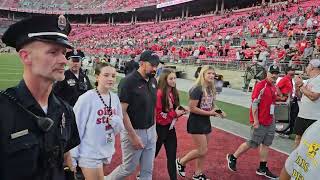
[285,120,320,179]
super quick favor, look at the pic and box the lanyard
[95,88,112,116]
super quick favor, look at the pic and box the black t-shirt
[118,71,157,129]
[188,86,215,121]
[54,69,93,106]
[0,80,80,180]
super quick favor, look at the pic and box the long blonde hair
[194,65,216,97]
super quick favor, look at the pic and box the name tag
[67,79,76,86]
[106,133,113,144]
[11,129,29,139]
[270,104,275,115]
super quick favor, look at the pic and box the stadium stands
[0,0,167,12]
[0,0,319,68]
[68,0,319,62]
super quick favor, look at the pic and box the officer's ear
[18,47,32,65]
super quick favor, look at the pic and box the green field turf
[0,53,23,90]
[0,53,250,125]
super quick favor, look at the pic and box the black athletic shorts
[293,117,317,136]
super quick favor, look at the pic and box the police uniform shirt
[54,69,93,106]
[124,60,139,75]
[0,80,80,180]
[118,71,157,129]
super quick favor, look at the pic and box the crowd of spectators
[67,0,320,69]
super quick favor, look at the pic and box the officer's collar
[16,80,61,111]
[15,80,39,108]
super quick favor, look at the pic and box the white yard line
[0,79,20,82]
[0,72,22,75]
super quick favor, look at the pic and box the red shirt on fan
[155,89,177,126]
[315,37,320,47]
[249,79,276,126]
[277,75,293,97]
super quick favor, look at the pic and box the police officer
[54,49,92,106]
[0,15,80,180]
[124,54,139,76]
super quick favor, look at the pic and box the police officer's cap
[2,15,72,51]
[66,49,85,60]
[268,65,280,74]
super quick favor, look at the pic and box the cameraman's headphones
[0,90,54,132]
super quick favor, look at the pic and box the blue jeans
[106,125,157,180]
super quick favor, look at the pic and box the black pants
[287,97,299,134]
[155,124,177,180]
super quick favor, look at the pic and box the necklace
[95,88,112,116]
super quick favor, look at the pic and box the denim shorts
[78,157,110,168]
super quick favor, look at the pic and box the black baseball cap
[66,49,85,60]
[285,66,296,73]
[268,65,280,74]
[2,15,72,51]
[139,50,160,66]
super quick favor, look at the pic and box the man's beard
[146,71,156,78]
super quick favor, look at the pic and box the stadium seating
[66,0,320,65]
[1,0,319,65]
[1,0,167,12]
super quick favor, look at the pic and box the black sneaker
[226,154,237,172]
[176,158,186,177]
[256,167,278,179]
[192,173,210,180]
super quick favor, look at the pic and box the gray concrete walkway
[176,77,294,154]
[175,78,252,108]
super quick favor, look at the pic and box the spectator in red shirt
[227,65,280,179]
[315,36,320,48]
[276,66,299,136]
[296,39,308,54]
[277,48,287,62]
[241,39,249,49]
[155,68,186,180]
[277,66,295,102]
[199,44,206,55]
[224,42,231,56]
[257,37,268,48]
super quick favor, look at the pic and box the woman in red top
[155,68,186,180]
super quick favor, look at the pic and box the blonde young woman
[176,65,226,180]
[71,62,124,180]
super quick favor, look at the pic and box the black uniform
[54,69,92,106]
[124,59,139,75]
[0,80,80,180]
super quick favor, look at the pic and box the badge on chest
[67,79,76,86]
